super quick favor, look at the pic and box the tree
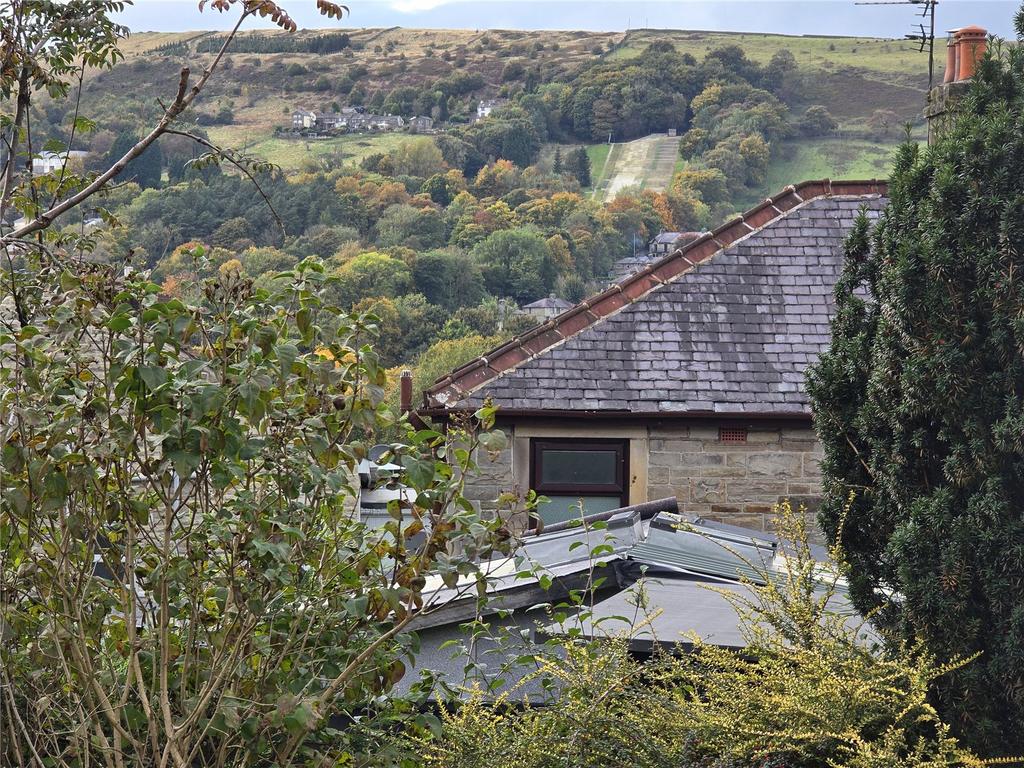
[471,227,555,302]
[420,170,466,207]
[374,203,447,251]
[390,137,447,178]
[1,253,515,766]
[867,108,901,139]
[570,147,592,188]
[807,16,1024,751]
[210,215,253,248]
[738,134,769,186]
[764,48,797,91]
[413,249,487,311]
[108,130,163,189]
[552,147,564,175]
[797,105,838,136]
[666,189,709,232]
[333,250,414,306]
[672,167,729,206]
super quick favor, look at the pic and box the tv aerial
[855,0,937,87]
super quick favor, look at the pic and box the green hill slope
[63,26,930,182]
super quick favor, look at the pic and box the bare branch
[0,6,252,248]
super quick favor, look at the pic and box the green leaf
[296,308,312,340]
[107,314,131,332]
[283,701,317,736]
[478,430,508,453]
[138,366,168,391]
[345,595,368,618]
[277,342,298,379]
[404,457,436,489]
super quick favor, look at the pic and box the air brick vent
[719,427,748,444]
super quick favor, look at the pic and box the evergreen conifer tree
[107,131,163,189]
[552,146,563,175]
[808,11,1024,752]
[571,146,591,187]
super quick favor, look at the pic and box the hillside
[73,26,930,189]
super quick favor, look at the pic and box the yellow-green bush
[423,503,993,768]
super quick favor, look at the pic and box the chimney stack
[400,369,413,414]
[927,26,988,143]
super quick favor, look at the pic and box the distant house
[291,108,405,134]
[521,293,573,321]
[609,232,705,281]
[32,150,89,175]
[649,231,703,257]
[372,114,405,131]
[419,180,889,532]
[408,115,434,134]
[316,112,344,130]
[477,98,510,120]
[292,109,316,130]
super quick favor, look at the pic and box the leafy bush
[0,252,514,766]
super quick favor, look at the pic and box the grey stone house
[649,230,702,257]
[521,293,574,321]
[418,179,888,531]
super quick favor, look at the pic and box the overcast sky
[117,0,1017,37]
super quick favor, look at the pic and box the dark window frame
[530,438,629,505]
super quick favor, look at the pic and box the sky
[117,0,1018,37]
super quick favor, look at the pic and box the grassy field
[204,130,424,172]
[733,137,900,209]
[586,143,612,189]
[610,29,929,81]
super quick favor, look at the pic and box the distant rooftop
[523,294,574,311]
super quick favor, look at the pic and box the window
[530,439,629,526]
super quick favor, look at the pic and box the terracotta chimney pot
[956,25,988,81]
[943,31,959,84]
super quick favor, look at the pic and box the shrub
[423,503,986,768]
[0,254,514,766]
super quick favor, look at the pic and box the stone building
[521,293,574,321]
[417,179,889,531]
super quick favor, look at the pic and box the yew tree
[808,11,1024,752]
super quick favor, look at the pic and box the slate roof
[424,180,887,416]
[523,295,574,311]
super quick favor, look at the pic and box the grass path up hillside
[598,134,681,202]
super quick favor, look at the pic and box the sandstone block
[691,479,728,503]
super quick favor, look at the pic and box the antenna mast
[855,0,937,88]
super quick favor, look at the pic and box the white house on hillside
[32,150,89,175]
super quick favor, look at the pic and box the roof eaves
[424,179,888,409]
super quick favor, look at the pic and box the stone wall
[646,424,823,531]
[463,442,515,516]
[461,423,823,534]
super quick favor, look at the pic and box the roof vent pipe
[400,370,413,414]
